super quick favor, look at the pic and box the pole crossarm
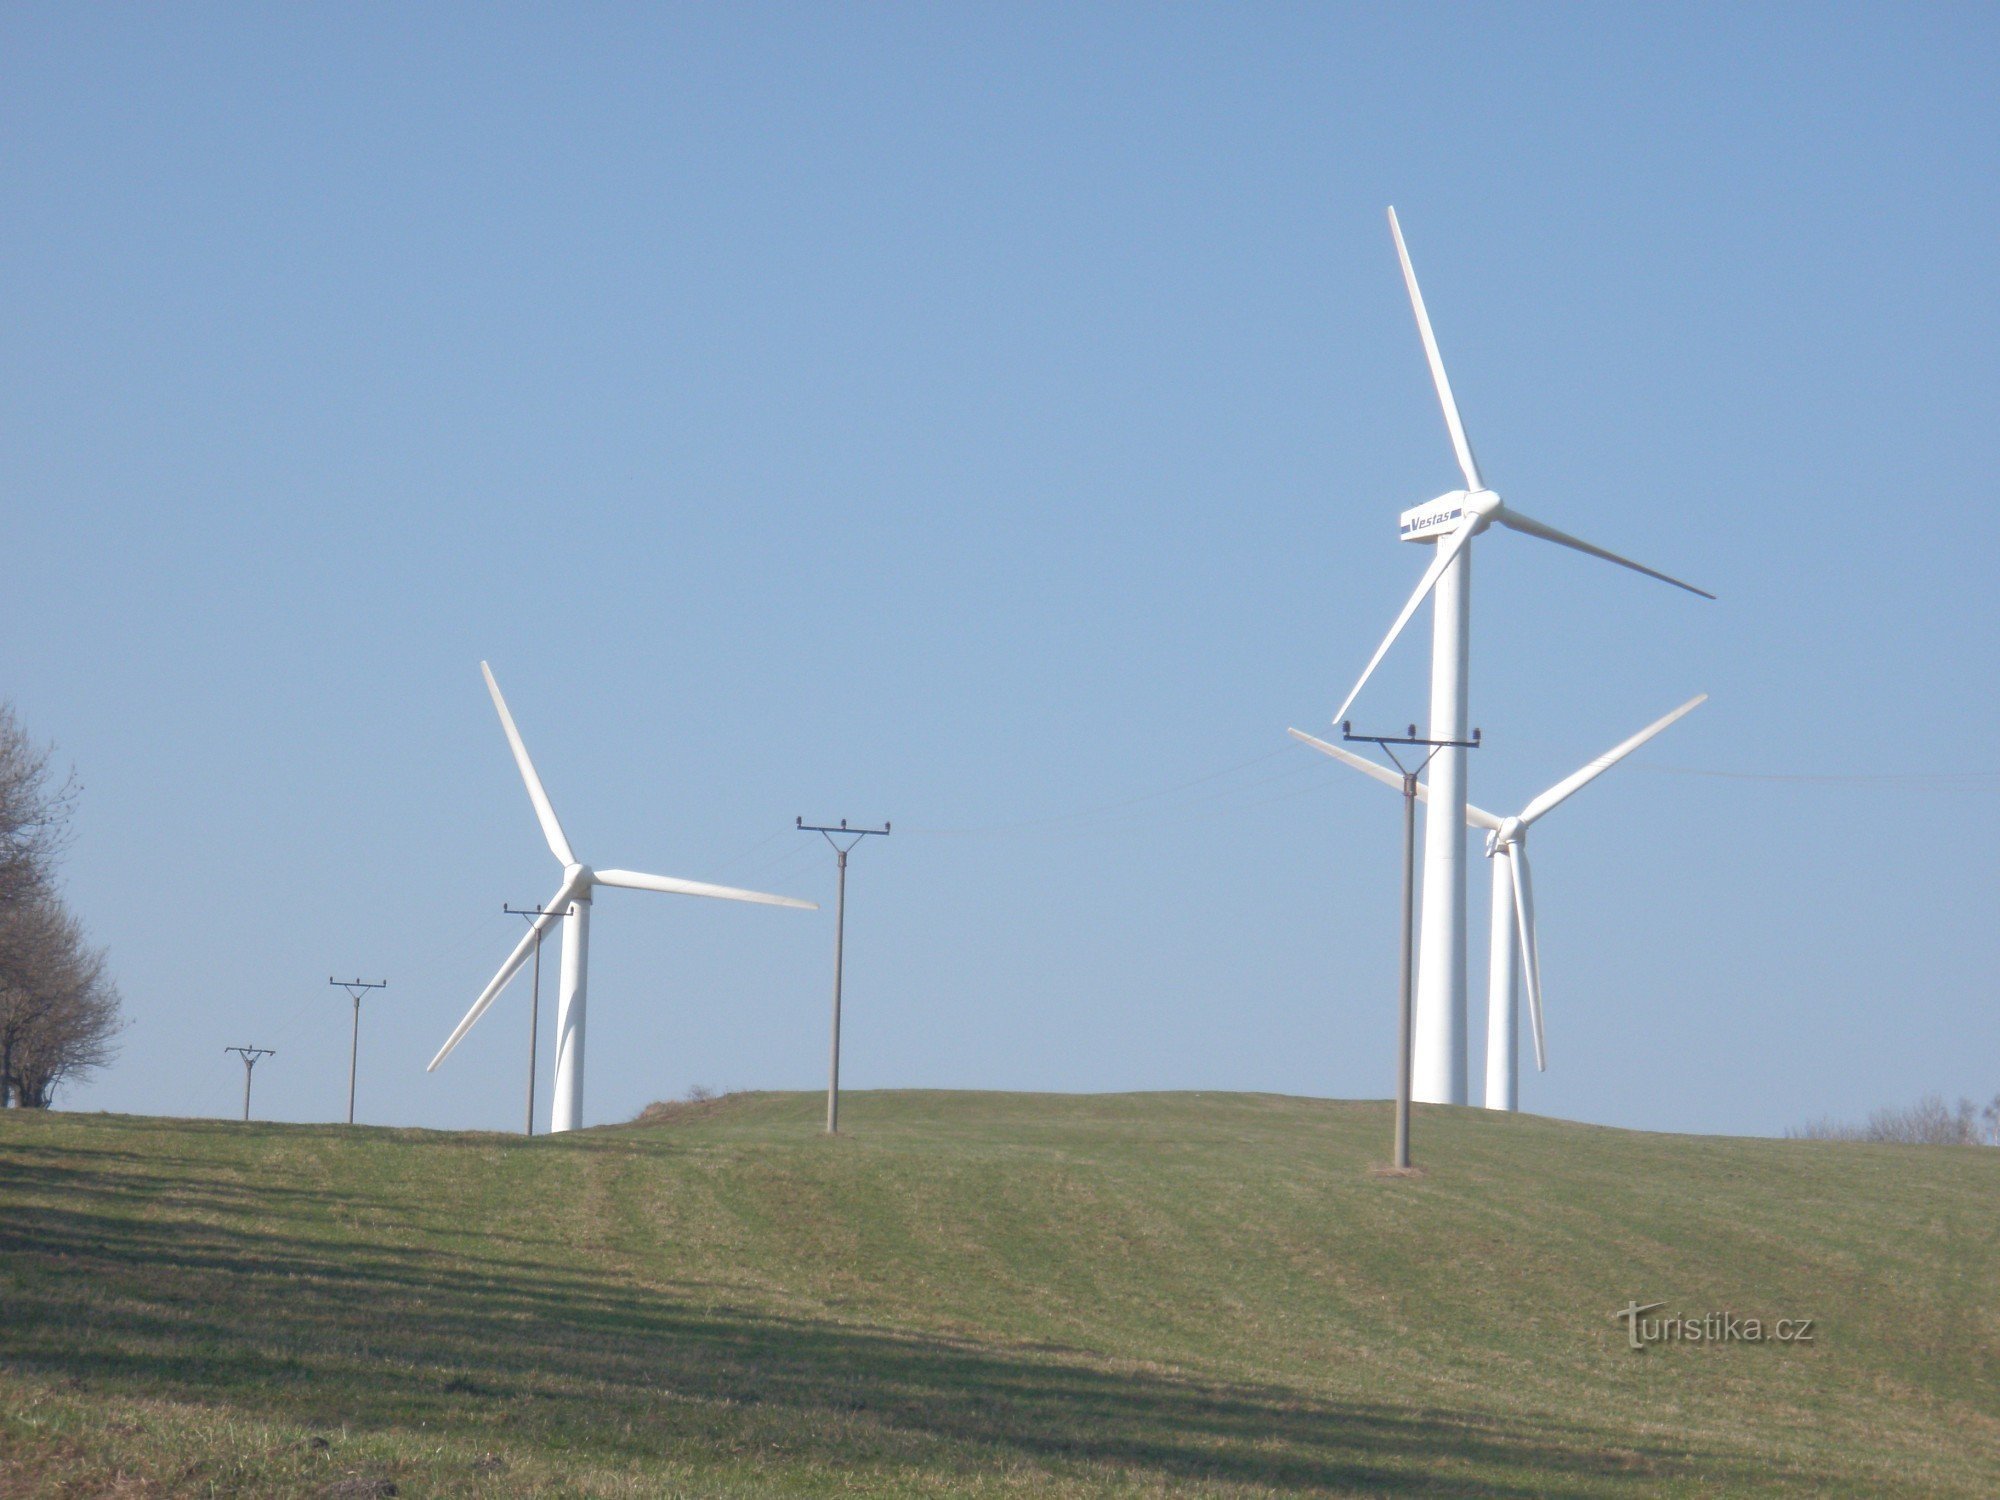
[1341,721,1482,775]
[225,1046,276,1122]
[796,817,891,854]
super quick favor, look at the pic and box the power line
[223,1046,275,1123]
[1633,762,2000,785]
[327,977,386,1125]
[902,745,1297,838]
[726,832,827,883]
[705,825,793,878]
[797,817,891,1135]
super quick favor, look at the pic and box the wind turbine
[1332,207,1713,1105]
[1290,694,1705,1110]
[429,663,816,1133]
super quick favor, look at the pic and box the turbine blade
[1331,513,1479,727]
[481,662,577,867]
[1509,847,1547,1072]
[594,868,817,910]
[1388,206,1482,492]
[1288,727,1506,831]
[1518,694,1708,827]
[428,873,580,1072]
[1494,509,1715,600]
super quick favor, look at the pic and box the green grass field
[3,1091,1997,1496]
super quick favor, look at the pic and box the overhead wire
[701,824,792,879]
[1013,759,1330,842]
[1632,763,2000,785]
[727,835,825,884]
[901,743,1301,839]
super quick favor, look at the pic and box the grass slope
[3,1091,1998,1496]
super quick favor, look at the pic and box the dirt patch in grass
[317,1476,398,1499]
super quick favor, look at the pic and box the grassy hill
[3,1091,1997,1496]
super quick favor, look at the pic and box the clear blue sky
[4,4,1994,1136]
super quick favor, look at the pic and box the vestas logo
[1399,507,1462,537]
[1398,493,1469,541]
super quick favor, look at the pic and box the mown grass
[2,1091,1997,1496]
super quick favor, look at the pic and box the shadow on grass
[0,1124,1780,1496]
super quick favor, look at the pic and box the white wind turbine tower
[1331,207,1714,1105]
[429,663,816,1133]
[1291,694,1705,1109]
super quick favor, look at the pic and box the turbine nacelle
[1483,817,1527,856]
[1399,489,1500,544]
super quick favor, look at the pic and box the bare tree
[1792,1093,1999,1146]
[0,703,119,1107]
[0,706,75,911]
[0,896,121,1106]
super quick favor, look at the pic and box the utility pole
[503,903,552,1136]
[224,1046,275,1122]
[1340,723,1479,1171]
[327,977,387,1125]
[796,817,890,1134]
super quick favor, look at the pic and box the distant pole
[796,817,891,1134]
[327,977,387,1125]
[504,904,551,1136]
[1340,723,1479,1171]
[224,1046,275,1122]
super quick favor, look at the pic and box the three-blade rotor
[428,664,816,1074]
[1331,210,1714,729]
[1291,693,1705,1077]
